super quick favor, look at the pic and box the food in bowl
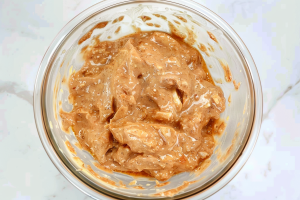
[34,1,262,199]
[60,31,226,181]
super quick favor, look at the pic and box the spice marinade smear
[60,31,226,181]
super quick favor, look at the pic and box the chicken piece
[164,56,182,69]
[112,145,132,164]
[172,90,183,111]
[145,169,175,181]
[178,132,202,153]
[180,109,210,138]
[144,83,177,120]
[68,76,102,114]
[109,122,164,154]
[112,40,144,108]
[193,80,225,113]
[138,32,182,71]
[179,80,226,137]
[125,155,164,171]
[98,91,114,122]
[59,111,75,132]
[180,151,201,170]
[85,128,113,163]
[101,149,133,172]
[111,105,128,122]
[155,125,178,147]
[151,32,181,52]
[109,122,179,154]
[199,151,209,159]
[154,111,173,122]
[159,74,190,105]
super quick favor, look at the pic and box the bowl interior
[41,1,255,199]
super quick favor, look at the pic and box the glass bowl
[33,0,262,199]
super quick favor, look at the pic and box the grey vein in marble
[0,81,33,105]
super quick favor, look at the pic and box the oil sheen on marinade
[60,31,226,181]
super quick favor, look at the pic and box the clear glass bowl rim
[33,0,263,199]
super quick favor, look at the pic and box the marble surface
[0,0,300,199]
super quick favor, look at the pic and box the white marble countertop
[1,0,300,199]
